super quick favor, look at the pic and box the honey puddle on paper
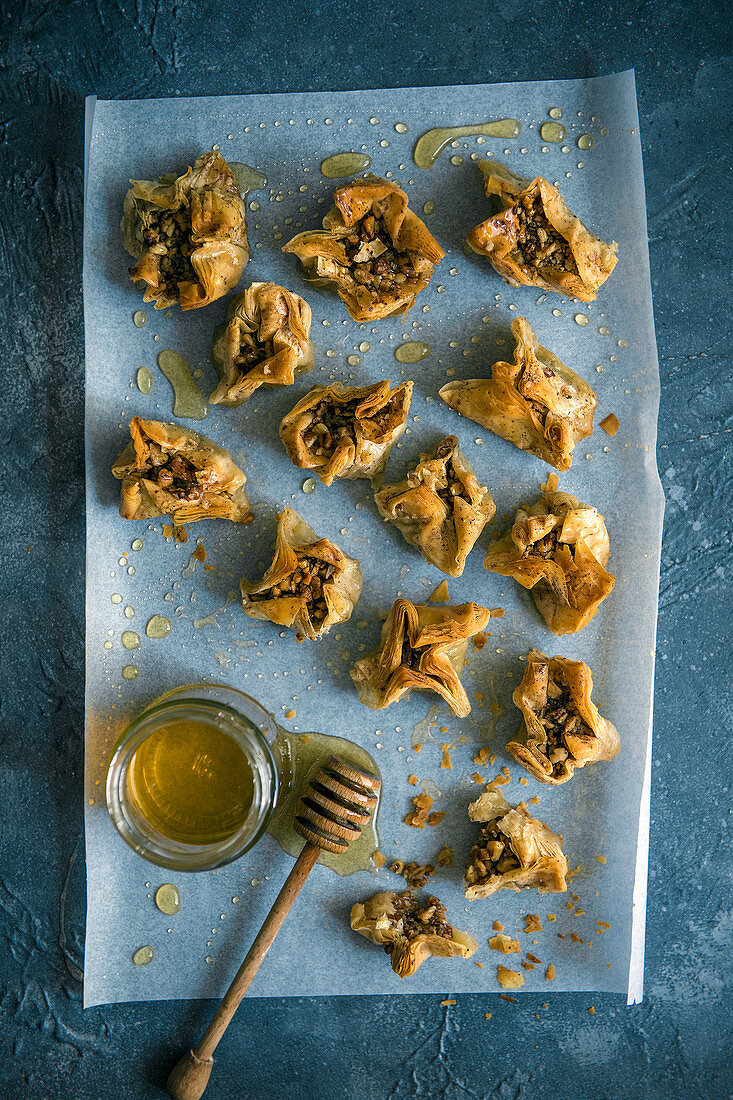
[228,162,268,196]
[320,152,372,178]
[414,120,521,168]
[157,350,209,420]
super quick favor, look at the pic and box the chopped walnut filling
[535,680,594,777]
[249,555,335,625]
[528,529,560,559]
[343,207,422,299]
[508,193,578,276]
[391,860,436,888]
[465,819,521,890]
[142,440,202,502]
[141,208,196,299]
[302,393,403,458]
[380,893,454,958]
[434,457,470,507]
[234,336,275,372]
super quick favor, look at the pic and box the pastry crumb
[599,413,620,436]
[524,914,542,934]
[521,961,535,971]
[372,851,386,868]
[484,1012,492,1019]
[545,963,556,981]
[519,777,528,786]
[300,733,310,743]
[490,753,497,766]
[429,580,450,602]
[497,965,524,990]
[440,998,456,1005]
[428,811,446,826]
[440,747,453,770]
[471,772,484,784]
[391,860,435,888]
[547,913,557,922]
[492,921,504,932]
[192,543,207,562]
[437,845,453,866]
[472,631,487,649]
[473,746,492,766]
[407,774,419,785]
[285,708,296,719]
[529,795,540,805]
[588,1006,596,1015]
[541,473,560,493]
[490,934,520,955]
[499,994,516,1003]
[596,854,607,864]
[162,524,173,538]
[474,961,484,969]
[490,607,505,617]
[404,791,433,828]
[526,952,542,964]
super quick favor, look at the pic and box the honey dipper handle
[167,842,320,1100]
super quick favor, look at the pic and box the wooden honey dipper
[166,754,381,1100]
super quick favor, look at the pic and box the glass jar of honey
[106,684,280,871]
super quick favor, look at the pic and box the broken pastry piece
[282,176,445,321]
[112,417,252,536]
[240,508,362,641]
[464,788,567,899]
[439,317,597,472]
[466,161,618,302]
[483,490,614,635]
[280,380,413,486]
[210,282,313,407]
[350,599,491,717]
[507,649,620,784]
[350,891,477,978]
[120,150,249,310]
[374,435,496,576]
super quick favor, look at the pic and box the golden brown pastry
[112,418,251,535]
[282,175,445,320]
[120,150,249,310]
[507,648,620,784]
[374,436,495,576]
[210,283,313,407]
[463,787,567,899]
[350,891,477,978]
[483,490,614,635]
[350,599,490,717]
[240,508,362,641]
[466,161,618,301]
[280,380,413,486]
[439,317,597,471]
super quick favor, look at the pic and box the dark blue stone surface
[1,2,730,1096]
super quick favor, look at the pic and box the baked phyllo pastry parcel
[440,317,597,472]
[507,649,620,784]
[210,282,313,407]
[466,161,618,301]
[483,490,614,635]
[374,435,495,576]
[463,788,567,900]
[350,891,477,978]
[241,508,362,642]
[121,150,249,310]
[283,176,445,321]
[280,380,412,486]
[350,599,490,717]
[112,417,251,534]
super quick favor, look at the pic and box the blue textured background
[1,2,730,1097]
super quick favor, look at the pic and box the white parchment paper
[83,71,662,1007]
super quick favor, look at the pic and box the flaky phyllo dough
[483,490,614,635]
[507,649,620,784]
[466,161,618,302]
[464,788,567,899]
[350,892,477,978]
[210,283,313,407]
[350,600,491,717]
[112,418,251,535]
[280,380,413,486]
[120,150,249,310]
[374,436,496,576]
[240,508,362,641]
[282,176,445,321]
[439,317,597,472]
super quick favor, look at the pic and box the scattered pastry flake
[588,1006,596,1015]
[597,921,610,931]
[473,746,492,767]
[285,708,296,719]
[429,580,450,602]
[521,961,535,971]
[492,921,504,932]
[490,607,505,618]
[391,860,436,888]
[192,543,207,563]
[300,734,310,743]
[499,994,515,1003]
[407,774,419,786]
[162,524,173,538]
[541,473,560,493]
[570,932,582,943]
[428,811,446,826]
[440,745,453,770]
[372,851,387,868]
[596,855,607,864]
[404,791,433,828]
[437,845,453,866]
[472,631,487,649]
[526,952,542,964]
[497,965,524,990]
[484,1012,492,1019]
[471,772,485,784]
[488,772,510,787]
[489,934,520,955]
[441,998,457,1006]
[524,914,542,934]
[599,413,620,436]
[545,963,556,981]
[529,796,540,805]
[519,777,528,786]
[546,913,557,923]
[566,865,581,882]
[204,563,215,572]
[574,908,586,916]
[490,753,497,766]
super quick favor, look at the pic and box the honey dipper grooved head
[294,754,380,853]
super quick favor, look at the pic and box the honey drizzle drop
[413,120,521,169]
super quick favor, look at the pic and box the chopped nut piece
[350,891,477,978]
[241,508,362,641]
[496,965,524,990]
[489,934,520,955]
[545,963,556,981]
[404,791,433,828]
[390,860,436,888]
[428,811,446,827]
[429,580,450,602]
[351,599,491,717]
[437,846,454,867]
[283,176,445,321]
[466,161,617,301]
[599,413,620,436]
